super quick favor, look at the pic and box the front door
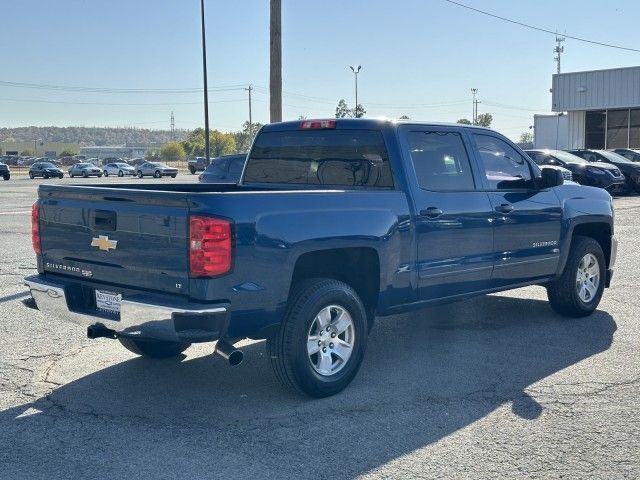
[399,126,494,301]
[472,133,562,286]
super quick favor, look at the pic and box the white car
[103,162,136,177]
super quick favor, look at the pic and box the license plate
[95,289,122,314]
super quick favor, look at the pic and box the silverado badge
[91,235,118,251]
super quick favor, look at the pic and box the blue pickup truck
[25,119,617,397]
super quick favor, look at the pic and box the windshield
[40,163,56,168]
[550,150,588,164]
[76,163,92,168]
[116,163,131,167]
[596,150,634,164]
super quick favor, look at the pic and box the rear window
[243,130,394,188]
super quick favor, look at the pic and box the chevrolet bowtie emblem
[91,235,118,251]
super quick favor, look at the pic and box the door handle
[420,207,443,219]
[494,204,514,214]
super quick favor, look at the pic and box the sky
[1,0,640,140]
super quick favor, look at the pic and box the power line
[0,80,246,94]
[442,0,640,53]
[0,97,246,106]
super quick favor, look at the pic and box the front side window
[244,130,394,188]
[474,134,533,190]
[406,130,475,191]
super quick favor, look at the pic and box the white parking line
[0,211,30,216]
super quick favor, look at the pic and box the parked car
[29,162,64,179]
[188,157,208,174]
[612,148,640,162]
[198,154,246,183]
[136,162,178,178]
[0,162,10,181]
[25,119,616,397]
[103,162,136,177]
[68,163,103,178]
[525,149,626,194]
[567,149,640,194]
[130,157,146,166]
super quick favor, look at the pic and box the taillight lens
[31,201,41,255]
[189,215,232,276]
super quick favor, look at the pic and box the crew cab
[25,119,617,397]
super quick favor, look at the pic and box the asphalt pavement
[0,176,638,479]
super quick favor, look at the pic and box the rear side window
[406,130,475,191]
[229,157,245,176]
[205,158,230,175]
[243,130,394,188]
[474,134,534,190]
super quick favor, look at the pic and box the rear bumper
[24,274,229,343]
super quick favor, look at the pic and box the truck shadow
[0,294,616,478]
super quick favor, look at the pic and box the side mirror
[540,167,564,188]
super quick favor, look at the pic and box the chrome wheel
[576,253,600,303]
[307,305,355,376]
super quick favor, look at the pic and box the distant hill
[0,126,189,146]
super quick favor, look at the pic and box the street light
[350,65,362,118]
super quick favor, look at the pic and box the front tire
[154,170,161,178]
[189,166,196,175]
[547,236,606,317]
[118,337,190,359]
[118,170,124,177]
[104,171,108,177]
[29,172,34,179]
[267,278,368,397]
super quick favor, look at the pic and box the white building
[79,145,148,160]
[534,66,640,149]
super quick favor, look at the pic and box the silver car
[136,162,178,178]
[103,162,135,177]
[68,163,103,178]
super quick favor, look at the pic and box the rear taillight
[189,215,232,276]
[299,119,336,129]
[31,201,41,255]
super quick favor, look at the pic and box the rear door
[472,133,562,286]
[399,126,494,301]
[39,186,190,296]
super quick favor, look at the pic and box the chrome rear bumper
[24,275,229,342]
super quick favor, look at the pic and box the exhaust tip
[215,340,243,366]
[227,349,243,366]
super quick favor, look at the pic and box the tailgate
[38,185,190,296]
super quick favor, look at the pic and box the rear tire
[154,170,161,178]
[189,166,196,175]
[171,174,177,178]
[104,171,108,177]
[29,172,34,179]
[547,235,606,317]
[267,278,368,397]
[118,338,190,359]
[137,171,143,178]
[118,170,124,177]
[43,173,49,179]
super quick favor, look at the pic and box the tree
[160,142,186,161]
[354,104,366,118]
[59,149,78,157]
[475,113,493,127]
[20,149,34,156]
[232,121,263,153]
[456,118,472,125]
[181,128,205,157]
[518,131,534,149]
[145,149,160,160]
[399,115,410,120]
[335,99,351,118]
[209,130,236,157]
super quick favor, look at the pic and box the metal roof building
[546,66,640,149]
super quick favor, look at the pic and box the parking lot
[0,177,638,479]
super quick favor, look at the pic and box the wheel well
[572,223,612,266]
[291,248,380,322]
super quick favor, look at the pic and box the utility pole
[270,0,282,123]
[350,65,362,118]
[471,88,478,124]
[245,85,253,137]
[554,35,565,74]
[200,0,211,165]
[170,111,175,140]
